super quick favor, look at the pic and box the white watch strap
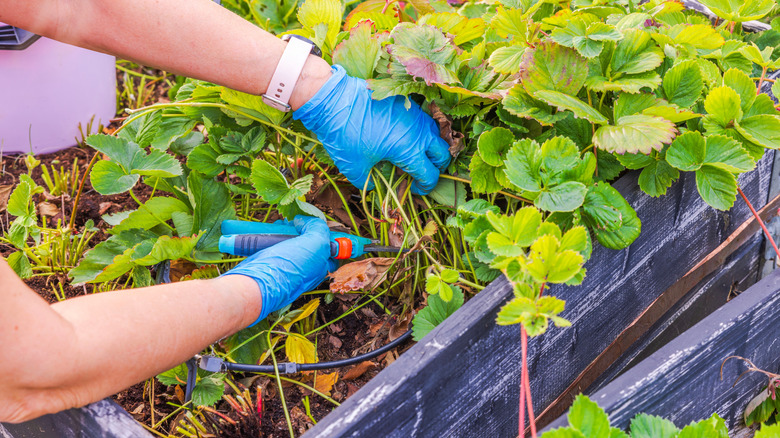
[266,37,312,107]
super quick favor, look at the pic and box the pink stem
[738,187,780,260]
[522,328,537,438]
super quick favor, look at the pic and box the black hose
[223,328,413,373]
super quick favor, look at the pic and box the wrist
[288,56,332,111]
[213,275,263,328]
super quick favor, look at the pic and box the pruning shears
[218,220,404,259]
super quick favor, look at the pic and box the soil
[1,63,415,437]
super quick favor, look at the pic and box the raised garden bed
[302,153,775,437]
[544,268,780,436]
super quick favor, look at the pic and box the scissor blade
[364,244,409,253]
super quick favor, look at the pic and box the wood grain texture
[545,269,780,435]
[587,234,763,392]
[0,399,152,438]
[304,154,773,438]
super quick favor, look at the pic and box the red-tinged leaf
[389,23,458,85]
[519,41,588,96]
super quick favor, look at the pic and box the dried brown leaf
[342,361,377,381]
[0,185,12,213]
[429,102,465,158]
[389,313,413,341]
[37,201,60,217]
[169,260,198,282]
[328,258,395,293]
[314,372,339,396]
[174,385,185,404]
[98,202,116,215]
[328,335,343,349]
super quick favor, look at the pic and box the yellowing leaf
[297,0,342,50]
[285,334,317,364]
[594,115,676,155]
[332,21,383,79]
[314,372,339,396]
[281,298,321,331]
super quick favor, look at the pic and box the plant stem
[69,152,100,232]
[438,174,531,203]
[522,327,537,438]
[757,67,768,95]
[738,187,780,260]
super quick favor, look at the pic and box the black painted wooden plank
[0,399,152,438]
[587,233,763,393]
[305,155,773,438]
[545,268,780,433]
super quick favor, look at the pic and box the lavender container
[0,24,116,155]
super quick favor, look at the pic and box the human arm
[0,0,451,194]
[0,263,260,423]
[0,217,333,423]
[0,0,330,110]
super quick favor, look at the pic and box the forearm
[0,0,330,109]
[0,269,261,423]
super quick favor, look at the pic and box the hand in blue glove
[294,65,451,195]
[222,216,336,327]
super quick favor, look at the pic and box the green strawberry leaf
[663,60,704,108]
[703,86,744,129]
[696,164,737,211]
[735,115,780,150]
[536,181,588,212]
[534,90,609,125]
[703,134,755,173]
[638,160,680,198]
[583,183,641,249]
[478,127,515,167]
[503,139,543,192]
[503,86,570,126]
[113,197,190,233]
[488,45,526,74]
[629,413,679,438]
[568,394,611,438]
[667,131,707,172]
[696,0,775,22]
[611,29,664,75]
[412,286,464,341]
[469,154,504,194]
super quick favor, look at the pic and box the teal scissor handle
[221,220,298,236]
[219,220,374,259]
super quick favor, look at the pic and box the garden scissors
[218,220,404,259]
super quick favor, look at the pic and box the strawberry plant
[545,394,731,438]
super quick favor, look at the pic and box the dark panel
[587,234,762,392]
[545,269,780,433]
[1,399,152,438]
[304,154,773,438]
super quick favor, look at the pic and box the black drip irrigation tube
[184,329,413,404]
[155,261,414,405]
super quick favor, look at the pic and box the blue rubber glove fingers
[222,216,333,326]
[294,65,451,195]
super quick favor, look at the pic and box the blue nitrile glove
[222,216,337,327]
[293,65,451,195]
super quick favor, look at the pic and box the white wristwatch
[262,35,322,112]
